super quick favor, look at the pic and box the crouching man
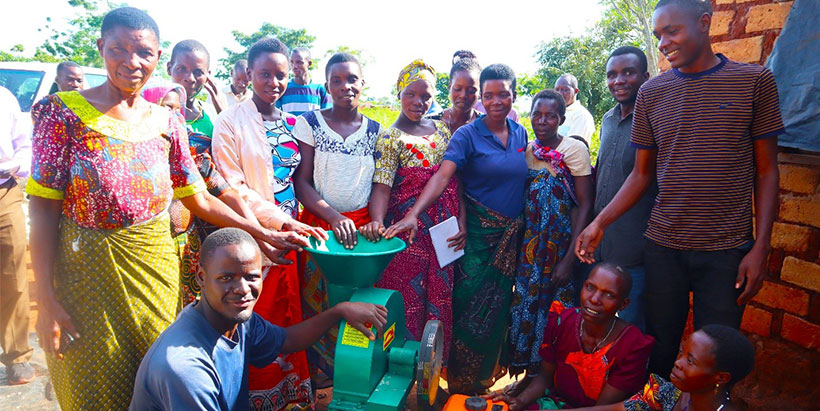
[130,227,387,410]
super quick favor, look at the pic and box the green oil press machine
[306,232,443,410]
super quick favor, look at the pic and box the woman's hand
[202,76,224,113]
[447,219,467,251]
[258,240,295,265]
[484,392,524,411]
[282,218,329,242]
[330,216,358,249]
[382,215,418,244]
[36,296,79,359]
[360,221,385,242]
[261,229,310,252]
[547,257,575,295]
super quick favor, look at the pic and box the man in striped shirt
[576,0,782,378]
[276,47,331,116]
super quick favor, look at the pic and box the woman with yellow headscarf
[361,59,464,366]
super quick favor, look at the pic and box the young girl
[291,52,382,386]
[361,60,463,365]
[508,89,594,377]
[212,37,325,410]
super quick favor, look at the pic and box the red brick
[713,36,764,63]
[779,194,820,228]
[779,164,820,194]
[781,257,820,293]
[715,0,734,4]
[771,222,815,254]
[752,281,809,315]
[746,2,794,33]
[781,314,820,352]
[741,305,773,337]
[710,10,735,36]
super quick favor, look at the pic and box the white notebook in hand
[428,216,464,268]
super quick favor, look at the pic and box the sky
[1,0,606,100]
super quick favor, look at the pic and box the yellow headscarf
[396,59,437,95]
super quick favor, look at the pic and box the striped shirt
[630,54,784,251]
[276,79,331,116]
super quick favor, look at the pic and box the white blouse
[292,111,381,213]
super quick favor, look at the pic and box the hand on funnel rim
[383,214,418,244]
[282,218,329,242]
[360,221,386,242]
[330,216,359,250]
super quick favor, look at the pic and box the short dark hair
[531,89,566,117]
[591,262,633,298]
[479,64,516,93]
[452,50,477,64]
[170,39,210,66]
[232,59,248,74]
[200,228,259,268]
[449,58,481,80]
[609,45,649,74]
[655,0,713,17]
[556,73,578,89]
[56,61,81,75]
[324,52,361,78]
[247,38,290,68]
[292,47,311,59]
[101,7,159,40]
[699,324,755,386]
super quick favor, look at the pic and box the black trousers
[643,240,748,377]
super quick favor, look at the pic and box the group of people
[0,0,784,410]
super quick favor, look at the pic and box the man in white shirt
[0,86,34,385]
[222,59,251,107]
[555,73,595,144]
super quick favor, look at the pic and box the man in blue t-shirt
[276,47,331,116]
[130,228,387,410]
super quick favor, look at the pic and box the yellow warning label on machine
[383,323,396,351]
[341,324,370,348]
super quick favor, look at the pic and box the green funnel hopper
[306,232,406,306]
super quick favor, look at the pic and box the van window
[0,69,45,111]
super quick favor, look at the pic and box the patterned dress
[623,374,682,411]
[372,121,458,364]
[249,116,312,409]
[25,91,205,410]
[508,139,591,374]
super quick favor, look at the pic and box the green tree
[218,23,315,79]
[35,0,115,68]
[435,72,450,108]
[532,13,633,125]
[604,0,660,76]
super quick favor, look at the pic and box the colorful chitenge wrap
[249,254,313,409]
[173,131,232,307]
[396,59,437,95]
[508,141,579,374]
[447,195,524,394]
[298,206,371,387]
[376,165,459,364]
[47,213,180,410]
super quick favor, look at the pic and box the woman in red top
[489,263,654,409]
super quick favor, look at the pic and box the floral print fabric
[373,121,451,186]
[26,92,204,229]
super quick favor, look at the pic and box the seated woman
[291,52,382,384]
[360,59,463,364]
[489,263,654,410]
[566,324,755,411]
[508,90,594,376]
